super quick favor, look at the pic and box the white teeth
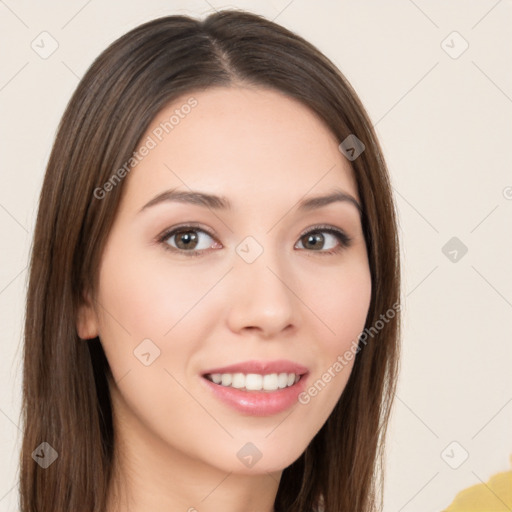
[245,373,263,390]
[221,373,232,386]
[205,372,301,391]
[277,372,288,389]
[232,373,245,388]
[263,373,278,390]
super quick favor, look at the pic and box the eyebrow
[139,188,362,216]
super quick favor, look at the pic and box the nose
[225,247,299,339]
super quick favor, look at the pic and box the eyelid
[156,222,215,241]
[298,223,352,244]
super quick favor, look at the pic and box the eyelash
[156,223,352,258]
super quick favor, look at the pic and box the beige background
[1,1,511,510]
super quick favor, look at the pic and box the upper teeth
[206,372,300,391]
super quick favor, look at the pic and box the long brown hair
[20,9,400,512]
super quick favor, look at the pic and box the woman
[20,9,401,512]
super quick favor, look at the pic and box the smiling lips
[201,359,309,416]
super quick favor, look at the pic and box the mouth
[200,360,309,416]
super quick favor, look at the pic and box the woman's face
[78,86,372,475]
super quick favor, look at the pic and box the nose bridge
[226,235,298,336]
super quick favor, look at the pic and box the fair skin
[77,85,372,512]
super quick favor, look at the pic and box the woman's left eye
[295,226,352,254]
[157,224,352,257]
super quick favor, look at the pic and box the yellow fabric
[442,469,512,511]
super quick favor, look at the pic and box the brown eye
[301,232,326,251]
[295,226,352,254]
[173,229,200,250]
[160,226,219,254]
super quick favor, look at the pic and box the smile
[204,372,301,391]
[200,360,309,416]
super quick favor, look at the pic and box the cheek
[97,243,219,341]
[93,246,215,428]
[94,241,227,387]
[307,259,372,350]
[298,258,371,405]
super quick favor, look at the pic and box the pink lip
[200,359,309,417]
[201,359,309,376]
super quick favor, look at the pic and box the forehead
[122,86,359,209]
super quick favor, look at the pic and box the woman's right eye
[158,225,220,256]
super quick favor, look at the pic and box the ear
[76,288,100,340]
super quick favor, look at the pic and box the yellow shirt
[442,468,512,511]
